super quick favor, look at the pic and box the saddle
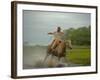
[51,39,62,49]
[47,39,66,58]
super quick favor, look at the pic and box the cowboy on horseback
[48,27,64,52]
[43,27,72,66]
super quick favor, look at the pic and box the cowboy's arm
[61,32,64,34]
[48,32,54,35]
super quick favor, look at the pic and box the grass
[66,47,91,66]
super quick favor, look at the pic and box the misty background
[23,10,90,46]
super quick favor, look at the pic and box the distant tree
[63,26,91,46]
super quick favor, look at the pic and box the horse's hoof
[56,64,65,67]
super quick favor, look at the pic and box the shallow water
[23,46,83,69]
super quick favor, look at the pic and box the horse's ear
[66,39,72,43]
[65,40,69,43]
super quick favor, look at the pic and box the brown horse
[44,39,72,63]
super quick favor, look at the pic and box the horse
[43,39,72,66]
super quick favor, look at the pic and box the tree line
[63,26,91,46]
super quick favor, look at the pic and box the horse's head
[65,40,72,49]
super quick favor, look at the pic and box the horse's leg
[64,54,70,63]
[43,53,50,63]
[58,56,61,61]
[43,44,52,63]
[49,54,54,67]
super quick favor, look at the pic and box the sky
[23,10,90,46]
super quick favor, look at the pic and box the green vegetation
[63,26,90,45]
[63,26,91,66]
[66,47,90,66]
